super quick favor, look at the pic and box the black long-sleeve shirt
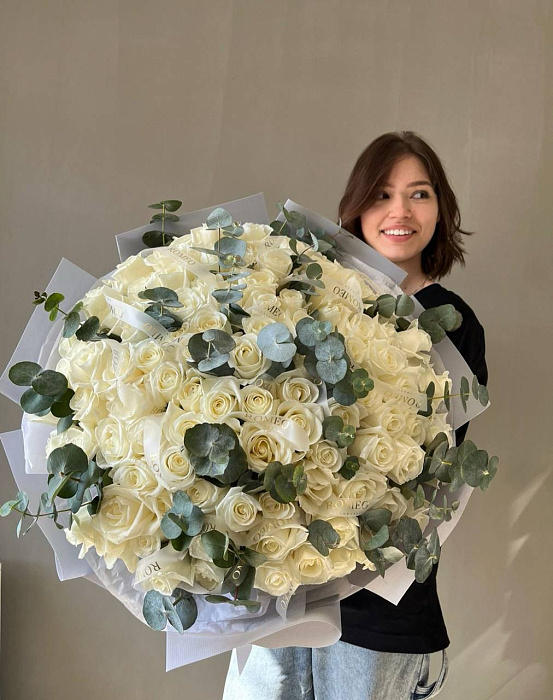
[339,283,488,653]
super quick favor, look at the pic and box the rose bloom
[200,377,241,422]
[239,384,275,415]
[215,486,263,533]
[230,334,271,380]
[95,485,160,545]
[239,422,294,473]
[274,375,319,403]
[289,542,332,585]
[254,558,298,597]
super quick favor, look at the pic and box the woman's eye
[376,190,430,200]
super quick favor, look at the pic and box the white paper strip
[116,193,270,262]
[104,294,170,341]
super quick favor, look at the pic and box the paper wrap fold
[0,193,488,671]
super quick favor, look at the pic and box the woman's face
[360,155,440,270]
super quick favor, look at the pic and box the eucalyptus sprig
[32,290,121,342]
[138,287,183,331]
[0,443,111,537]
[271,203,337,262]
[142,199,182,248]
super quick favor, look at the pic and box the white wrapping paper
[0,192,489,672]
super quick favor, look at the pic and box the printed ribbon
[104,294,170,341]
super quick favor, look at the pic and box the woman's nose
[389,197,412,217]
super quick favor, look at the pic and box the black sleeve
[446,311,488,446]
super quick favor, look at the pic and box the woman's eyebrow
[382,180,432,188]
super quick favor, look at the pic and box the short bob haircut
[337,131,474,281]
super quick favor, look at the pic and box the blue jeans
[222,641,449,700]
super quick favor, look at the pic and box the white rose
[129,533,162,559]
[241,222,274,242]
[386,436,426,485]
[394,322,433,358]
[96,485,159,544]
[162,403,202,446]
[278,289,305,312]
[326,398,367,429]
[109,255,157,294]
[157,445,196,491]
[350,426,398,474]
[63,338,114,391]
[134,549,195,595]
[200,376,241,421]
[257,492,298,520]
[254,558,299,596]
[108,380,162,421]
[241,314,274,336]
[146,360,184,404]
[189,223,219,248]
[216,486,262,533]
[366,339,408,379]
[326,466,388,517]
[69,386,108,427]
[276,400,323,446]
[189,306,228,333]
[297,462,338,516]
[191,558,225,592]
[172,370,203,413]
[325,516,359,547]
[423,410,454,447]
[371,487,409,523]
[256,248,293,279]
[249,523,308,561]
[109,459,162,496]
[95,417,134,466]
[230,333,271,380]
[131,339,166,373]
[239,422,294,473]
[46,424,96,459]
[186,478,229,514]
[275,375,319,403]
[327,542,361,579]
[307,441,342,473]
[239,384,275,415]
[289,542,332,585]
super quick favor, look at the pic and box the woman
[223,131,488,699]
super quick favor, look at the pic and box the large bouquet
[0,194,497,670]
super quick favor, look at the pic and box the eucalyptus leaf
[307,519,340,556]
[9,361,42,386]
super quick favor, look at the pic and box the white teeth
[382,229,415,236]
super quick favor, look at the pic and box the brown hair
[337,131,475,281]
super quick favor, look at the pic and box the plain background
[1,1,552,698]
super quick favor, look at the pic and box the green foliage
[161,491,204,548]
[418,304,462,343]
[262,461,306,504]
[307,519,340,556]
[322,415,356,447]
[138,287,183,331]
[183,422,247,484]
[142,200,182,247]
[257,323,297,364]
[187,329,236,376]
[142,587,198,633]
[339,455,360,480]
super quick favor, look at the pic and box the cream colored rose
[275,375,319,403]
[289,542,332,585]
[63,338,114,391]
[110,459,162,496]
[297,462,338,516]
[46,423,96,459]
[366,339,408,379]
[326,466,388,517]
[423,411,454,447]
[189,306,228,333]
[129,533,162,558]
[386,436,426,485]
[96,485,159,545]
[257,492,298,520]
[200,376,241,421]
[230,333,271,380]
[108,380,162,422]
[156,445,196,491]
[95,417,134,466]
[250,523,308,561]
[215,486,262,533]
[131,339,166,373]
[310,301,351,328]
[172,370,203,413]
[350,426,398,474]
[393,322,433,358]
[239,422,294,473]
[186,478,229,514]
[275,400,323,446]
[239,384,275,415]
[256,247,293,279]
[69,385,109,428]
[254,558,298,597]
[278,288,305,312]
[307,441,342,473]
[189,223,219,248]
[146,360,184,404]
[327,542,361,579]
[327,398,367,430]
[325,516,359,547]
[242,314,274,336]
[241,222,274,242]
[65,508,138,573]
[161,403,201,446]
[371,487,409,523]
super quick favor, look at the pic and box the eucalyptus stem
[12,500,95,519]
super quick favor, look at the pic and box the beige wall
[1,1,552,698]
